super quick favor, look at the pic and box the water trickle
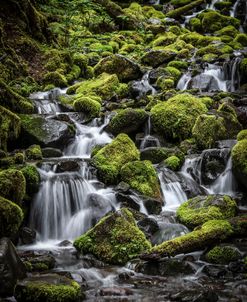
[131,71,156,99]
[177,72,192,90]
[139,115,161,150]
[223,55,242,92]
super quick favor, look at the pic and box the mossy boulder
[232,139,247,189]
[192,114,227,149]
[94,54,142,82]
[25,144,43,160]
[164,155,181,171]
[141,219,233,259]
[205,245,242,265]
[74,208,151,265]
[0,196,24,238]
[20,114,75,148]
[43,71,68,88]
[0,169,26,205]
[177,195,237,229]
[120,160,162,200]
[140,146,184,164]
[150,93,208,141]
[107,109,148,135]
[14,274,82,302]
[21,165,40,195]
[92,134,140,184]
[72,73,127,101]
[237,129,247,141]
[73,97,101,120]
[141,50,177,68]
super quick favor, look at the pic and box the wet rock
[0,238,26,297]
[19,227,36,245]
[57,240,72,247]
[137,217,159,239]
[99,287,133,296]
[170,289,219,302]
[141,147,184,164]
[117,193,140,211]
[187,74,220,91]
[115,181,130,193]
[42,147,63,158]
[205,244,242,265]
[135,258,195,277]
[56,160,80,173]
[202,265,228,278]
[21,253,56,272]
[141,50,177,68]
[94,54,142,82]
[19,114,75,148]
[143,196,162,215]
[14,274,82,302]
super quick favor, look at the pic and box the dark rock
[116,193,140,211]
[135,258,195,277]
[57,240,72,247]
[141,50,177,68]
[19,114,75,148]
[99,287,133,296]
[171,289,219,302]
[0,238,26,297]
[56,160,80,173]
[137,217,159,239]
[42,147,63,158]
[115,181,130,193]
[19,227,36,245]
[187,74,220,91]
[21,253,56,272]
[54,113,73,123]
[143,196,162,215]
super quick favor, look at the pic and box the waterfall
[140,115,161,150]
[159,168,187,212]
[223,55,242,92]
[30,161,117,241]
[131,71,156,98]
[176,72,192,90]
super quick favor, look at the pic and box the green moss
[14,276,81,302]
[74,73,127,100]
[0,168,26,205]
[233,33,247,47]
[151,32,177,47]
[231,139,247,189]
[192,114,227,149]
[21,165,40,195]
[205,245,241,264]
[147,219,233,257]
[200,97,214,109]
[120,160,161,200]
[14,152,25,164]
[92,133,140,184]
[150,93,207,141]
[164,155,181,171]
[43,71,68,88]
[237,130,247,141]
[25,145,43,160]
[0,105,21,151]
[215,25,239,38]
[73,53,88,70]
[177,195,237,229]
[157,78,175,90]
[167,60,188,70]
[66,65,81,84]
[189,17,202,32]
[0,196,24,238]
[163,67,181,82]
[74,208,151,264]
[166,0,205,19]
[73,97,101,120]
[107,109,148,135]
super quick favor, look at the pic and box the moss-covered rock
[0,169,26,204]
[141,50,177,68]
[164,155,181,171]
[43,71,68,88]
[177,195,237,229]
[140,146,184,164]
[232,139,247,189]
[107,109,148,135]
[237,129,247,141]
[74,208,151,265]
[25,144,43,160]
[166,0,205,19]
[72,73,127,101]
[0,196,24,238]
[205,245,242,264]
[120,160,161,200]
[14,274,82,302]
[192,114,227,149]
[94,54,142,82]
[141,219,233,259]
[92,133,140,184]
[21,165,40,195]
[150,93,208,141]
[73,97,101,120]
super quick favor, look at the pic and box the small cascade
[202,64,227,91]
[131,71,156,99]
[159,168,187,212]
[176,72,192,90]
[206,0,220,10]
[140,115,161,150]
[30,88,67,114]
[65,116,112,158]
[223,54,243,92]
[181,140,237,196]
[30,160,117,242]
[230,0,241,17]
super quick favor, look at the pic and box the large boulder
[0,196,24,238]
[107,109,148,135]
[141,50,177,68]
[92,133,140,184]
[187,74,220,91]
[176,195,237,229]
[19,114,75,148]
[0,238,26,297]
[120,160,162,201]
[94,54,142,82]
[74,208,151,265]
[0,169,26,204]
[151,93,208,141]
[14,274,82,302]
[140,146,184,164]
